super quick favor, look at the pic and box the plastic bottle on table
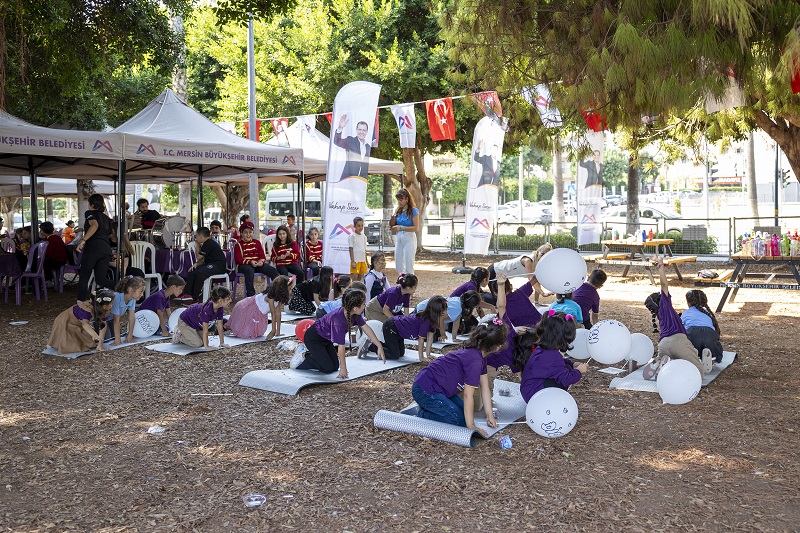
[781,233,790,257]
[764,234,772,257]
[741,235,750,256]
[771,234,780,257]
[648,228,654,241]
[753,234,763,256]
[791,235,800,256]
[641,230,647,243]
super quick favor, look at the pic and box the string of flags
[220,67,779,145]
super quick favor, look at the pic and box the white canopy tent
[0,176,134,197]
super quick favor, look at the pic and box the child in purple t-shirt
[364,274,418,322]
[361,295,446,362]
[571,269,607,329]
[411,320,508,436]
[173,286,232,350]
[494,271,542,329]
[139,275,186,337]
[518,310,587,403]
[293,289,384,379]
[643,256,710,378]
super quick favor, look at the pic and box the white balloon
[525,388,579,438]
[627,333,655,365]
[587,319,632,365]
[534,248,587,295]
[657,359,702,405]
[133,310,160,338]
[566,328,590,360]
[364,320,386,343]
[168,307,185,334]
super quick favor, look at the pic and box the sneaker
[289,350,305,369]
[701,348,713,374]
[357,339,373,359]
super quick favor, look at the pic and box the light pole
[436,190,442,218]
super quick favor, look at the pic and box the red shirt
[271,241,300,266]
[234,239,266,266]
[45,234,68,263]
[305,240,323,263]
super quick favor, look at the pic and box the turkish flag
[271,118,290,146]
[324,113,333,125]
[581,110,607,132]
[426,97,456,141]
[243,120,262,141]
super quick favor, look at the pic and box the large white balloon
[627,333,655,365]
[525,388,579,438]
[364,320,386,343]
[168,307,185,334]
[657,359,702,405]
[133,310,160,338]
[566,328,590,360]
[587,319,632,365]
[534,248,587,295]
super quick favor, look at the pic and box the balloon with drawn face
[526,388,579,438]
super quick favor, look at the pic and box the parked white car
[497,203,552,225]
[601,205,691,235]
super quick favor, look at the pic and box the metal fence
[369,215,800,258]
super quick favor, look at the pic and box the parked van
[264,188,322,232]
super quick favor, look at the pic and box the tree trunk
[752,111,800,185]
[1,197,21,231]
[746,131,759,217]
[178,184,192,222]
[552,140,565,223]
[171,15,188,101]
[401,147,432,252]
[210,184,255,229]
[626,151,640,237]
[382,173,395,246]
[77,180,96,226]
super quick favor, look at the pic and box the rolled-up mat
[374,379,527,447]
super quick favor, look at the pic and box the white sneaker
[357,340,373,359]
[701,348,713,374]
[289,350,305,369]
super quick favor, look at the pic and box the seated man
[39,221,68,281]
[136,198,161,230]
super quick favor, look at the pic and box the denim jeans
[411,382,466,427]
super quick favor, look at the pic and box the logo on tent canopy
[328,223,354,239]
[137,144,156,156]
[282,155,296,165]
[469,218,490,230]
[92,140,113,152]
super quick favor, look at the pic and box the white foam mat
[609,351,737,393]
[145,323,296,356]
[41,335,166,359]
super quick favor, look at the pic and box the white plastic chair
[130,241,164,298]
[189,244,231,302]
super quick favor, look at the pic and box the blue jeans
[411,382,466,427]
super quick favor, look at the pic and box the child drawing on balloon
[643,255,711,379]
[138,274,186,337]
[517,310,587,403]
[411,319,508,436]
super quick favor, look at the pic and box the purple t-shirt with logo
[376,285,410,313]
[139,289,169,313]
[392,314,433,340]
[450,281,477,298]
[572,282,600,320]
[657,290,686,339]
[504,283,541,328]
[73,305,92,321]
[313,306,366,345]
[414,347,487,398]
[181,302,223,331]
[520,346,581,402]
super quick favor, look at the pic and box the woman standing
[390,188,419,275]
[76,193,115,301]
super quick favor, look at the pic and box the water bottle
[781,233,790,257]
[771,234,780,257]
[648,228,654,241]
[741,235,750,256]
[641,230,647,243]
[791,235,800,256]
[753,234,763,256]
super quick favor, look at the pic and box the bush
[658,231,718,254]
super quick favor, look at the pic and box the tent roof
[264,119,404,182]
[0,176,134,197]
[112,90,304,180]
[0,109,124,178]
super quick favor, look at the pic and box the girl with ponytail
[682,289,724,364]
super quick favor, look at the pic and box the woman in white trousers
[390,188,420,275]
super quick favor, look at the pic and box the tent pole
[28,156,38,245]
[197,166,204,228]
[300,172,306,264]
[117,161,127,277]
[225,182,230,229]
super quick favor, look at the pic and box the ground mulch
[1,251,798,532]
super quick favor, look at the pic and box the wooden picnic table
[594,238,696,285]
[695,253,800,312]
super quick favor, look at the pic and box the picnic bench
[596,238,694,285]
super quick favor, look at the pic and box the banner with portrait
[576,130,605,246]
[322,81,382,274]
[464,116,505,255]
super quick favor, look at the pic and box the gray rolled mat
[374,379,528,447]
[373,410,481,448]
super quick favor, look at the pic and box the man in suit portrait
[472,139,501,187]
[580,150,604,188]
[333,114,371,180]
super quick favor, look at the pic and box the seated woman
[682,289,724,364]
[228,275,293,339]
[234,224,279,297]
[47,289,114,354]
